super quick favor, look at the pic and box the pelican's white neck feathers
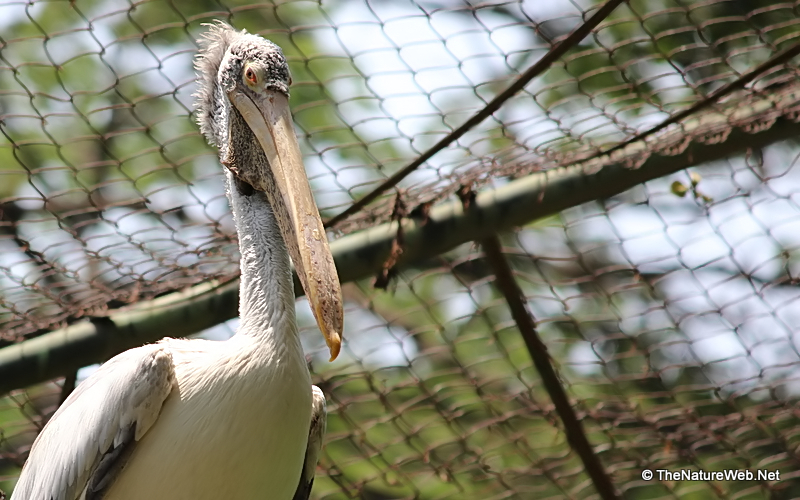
[226,169,297,344]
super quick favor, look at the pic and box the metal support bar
[2,106,800,394]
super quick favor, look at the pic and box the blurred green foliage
[3,0,800,498]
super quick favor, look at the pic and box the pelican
[11,21,343,500]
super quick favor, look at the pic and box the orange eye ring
[244,67,257,85]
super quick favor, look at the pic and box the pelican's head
[195,21,343,361]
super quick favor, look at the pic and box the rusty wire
[3,0,800,498]
[323,0,627,229]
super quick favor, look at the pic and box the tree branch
[481,235,619,500]
[323,0,628,229]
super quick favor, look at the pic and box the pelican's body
[107,196,311,498]
[111,341,310,499]
[12,22,342,500]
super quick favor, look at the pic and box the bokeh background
[2,0,800,498]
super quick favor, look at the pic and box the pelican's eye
[243,63,260,88]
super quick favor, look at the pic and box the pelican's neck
[226,171,298,347]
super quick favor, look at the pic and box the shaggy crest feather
[193,21,237,146]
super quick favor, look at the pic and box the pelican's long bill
[228,89,343,361]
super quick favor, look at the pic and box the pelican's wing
[12,344,175,500]
[292,385,327,500]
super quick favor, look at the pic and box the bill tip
[326,330,341,362]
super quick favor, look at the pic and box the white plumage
[11,22,341,500]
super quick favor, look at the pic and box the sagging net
[3,0,800,498]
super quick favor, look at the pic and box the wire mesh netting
[3,0,800,498]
